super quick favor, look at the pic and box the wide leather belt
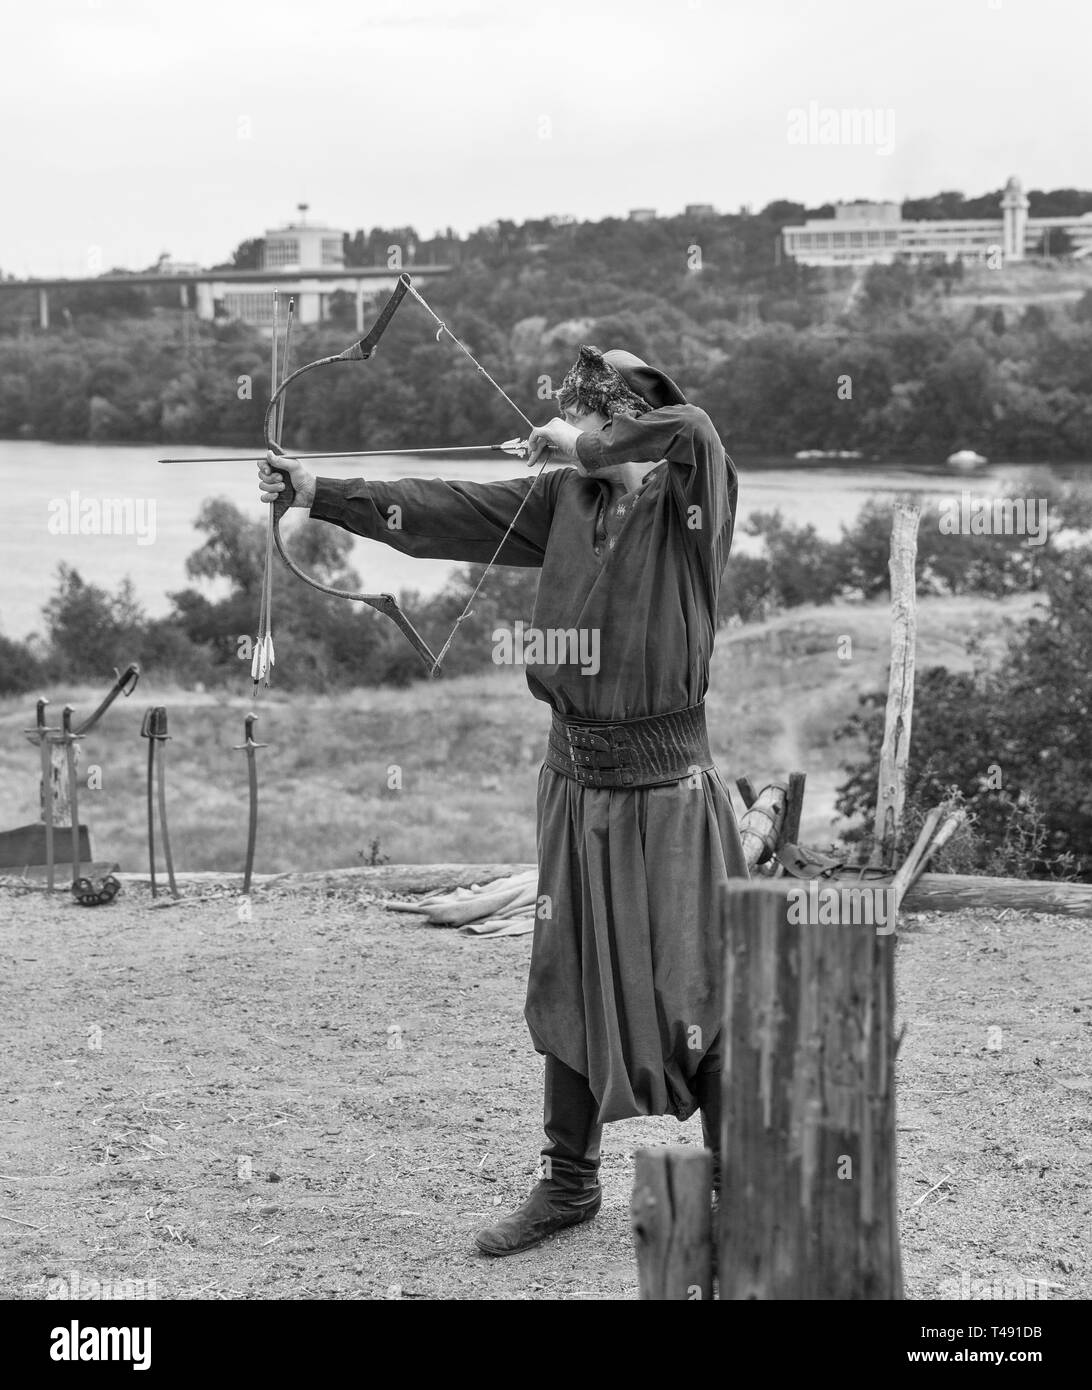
[545,703,712,789]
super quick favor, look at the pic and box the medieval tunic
[310,403,748,1124]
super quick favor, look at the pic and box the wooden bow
[258,272,546,682]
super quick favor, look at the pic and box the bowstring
[401,280,549,675]
[402,280,534,431]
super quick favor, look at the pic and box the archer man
[258,344,748,1256]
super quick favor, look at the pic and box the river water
[2,439,1088,641]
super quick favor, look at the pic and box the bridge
[0,264,453,334]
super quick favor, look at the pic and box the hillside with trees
[2,188,1091,461]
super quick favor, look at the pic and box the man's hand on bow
[526,418,582,467]
[258,451,316,509]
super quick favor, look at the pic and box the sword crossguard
[233,712,269,750]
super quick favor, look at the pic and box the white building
[217,207,349,325]
[781,178,1092,267]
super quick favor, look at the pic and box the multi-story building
[781,178,1092,267]
[183,209,448,329]
[217,207,349,325]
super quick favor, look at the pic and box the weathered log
[720,880,903,1299]
[632,1147,714,1301]
[97,864,1092,918]
[872,504,920,868]
[114,863,536,895]
[902,872,1092,918]
[738,782,787,870]
[46,743,70,826]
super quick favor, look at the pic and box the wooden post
[871,504,920,868]
[47,743,70,826]
[782,772,807,847]
[632,1147,714,1300]
[719,880,903,1299]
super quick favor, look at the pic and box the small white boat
[793,449,863,461]
[947,448,988,472]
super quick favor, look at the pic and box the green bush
[834,545,1092,880]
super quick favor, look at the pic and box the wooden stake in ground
[872,503,921,869]
[890,803,968,916]
[719,880,903,1299]
[632,1147,714,1300]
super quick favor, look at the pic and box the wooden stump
[719,880,903,1299]
[632,1147,714,1300]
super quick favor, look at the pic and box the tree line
[2,191,1092,460]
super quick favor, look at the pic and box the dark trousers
[542,1043,723,1192]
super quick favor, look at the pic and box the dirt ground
[1,879,1089,1301]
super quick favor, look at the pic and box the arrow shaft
[160,444,524,463]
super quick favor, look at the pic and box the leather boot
[694,1065,723,1193]
[475,1055,603,1256]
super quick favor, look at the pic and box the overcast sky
[3,0,1089,277]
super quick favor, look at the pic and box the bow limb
[261,270,548,676]
[268,464,439,670]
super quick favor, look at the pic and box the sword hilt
[233,712,269,750]
[24,696,58,742]
[140,706,170,741]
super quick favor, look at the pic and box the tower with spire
[1001,175,1029,261]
